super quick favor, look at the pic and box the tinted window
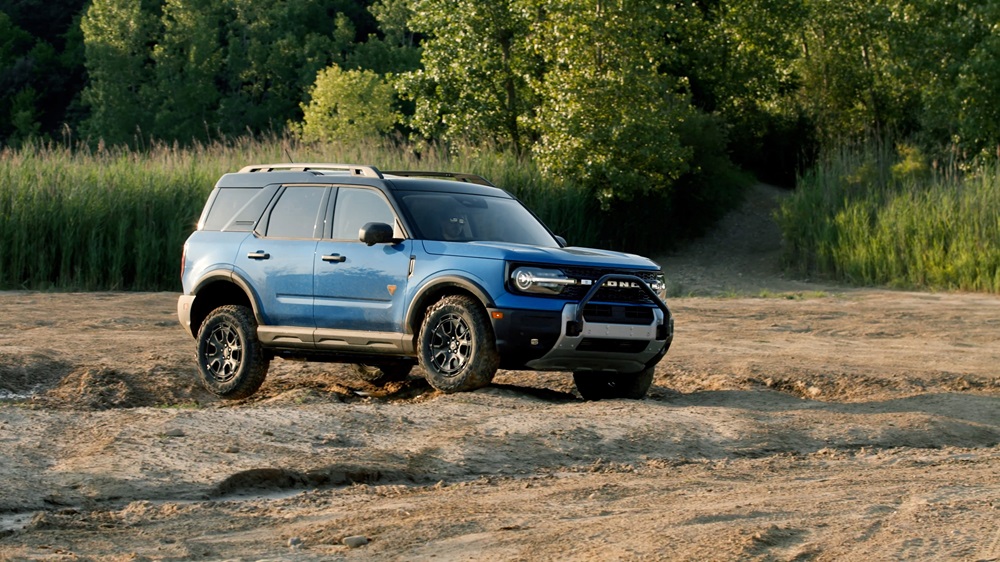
[265,187,326,238]
[332,188,396,240]
[399,192,558,247]
[202,187,275,232]
[204,188,250,230]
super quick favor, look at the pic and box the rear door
[236,185,329,328]
[313,186,411,333]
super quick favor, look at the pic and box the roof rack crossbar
[382,170,495,187]
[238,163,383,178]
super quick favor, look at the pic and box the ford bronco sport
[177,164,674,400]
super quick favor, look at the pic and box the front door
[313,186,411,334]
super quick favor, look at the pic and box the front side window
[332,188,396,240]
[265,186,326,238]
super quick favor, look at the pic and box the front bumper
[526,302,671,372]
[490,274,674,373]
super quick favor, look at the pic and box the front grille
[561,267,660,305]
[582,304,655,325]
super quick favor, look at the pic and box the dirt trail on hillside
[1,185,998,561]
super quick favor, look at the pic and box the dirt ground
[1,185,998,561]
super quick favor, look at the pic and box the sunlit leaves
[80,0,160,144]
[529,0,696,207]
[405,0,537,151]
[150,0,224,141]
[296,64,398,143]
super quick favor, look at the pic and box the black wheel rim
[428,312,472,376]
[204,321,243,383]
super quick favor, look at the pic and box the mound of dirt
[0,351,72,399]
[39,366,212,410]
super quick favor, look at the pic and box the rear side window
[265,186,327,238]
[201,185,279,232]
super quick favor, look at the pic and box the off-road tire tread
[418,295,499,393]
[196,305,269,399]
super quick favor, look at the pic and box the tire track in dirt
[1,183,999,559]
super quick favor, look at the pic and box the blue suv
[177,164,674,400]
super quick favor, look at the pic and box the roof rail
[382,170,495,187]
[238,163,383,178]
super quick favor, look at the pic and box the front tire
[574,367,654,401]
[418,295,499,393]
[196,305,269,399]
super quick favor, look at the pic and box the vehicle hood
[420,240,660,270]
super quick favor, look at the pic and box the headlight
[510,267,577,295]
[649,273,667,301]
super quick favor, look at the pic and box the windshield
[398,191,560,247]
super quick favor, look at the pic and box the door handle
[322,254,347,263]
[247,251,270,260]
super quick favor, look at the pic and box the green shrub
[295,65,399,144]
[778,141,1000,292]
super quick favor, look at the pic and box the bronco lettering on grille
[604,280,642,289]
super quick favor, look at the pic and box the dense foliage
[2,0,999,291]
[5,1,1000,165]
[5,0,1000,178]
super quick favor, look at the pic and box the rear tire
[350,363,413,385]
[418,295,499,393]
[196,305,269,399]
[573,367,654,401]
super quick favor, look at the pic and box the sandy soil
[1,185,998,561]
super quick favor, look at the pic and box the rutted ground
[0,185,998,560]
[0,288,997,561]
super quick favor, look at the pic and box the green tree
[0,5,88,146]
[8,86,42,141]
[349,0,422,74]
[296,64,398,143]
[529,0,694,207]
[79,0,394,144]
[404,0,537,151]
[212,1,372,138]
[149,0,224,141]
[887,0,1000,157]
[790,0,900,142]
[80,0,162,145]
[703,0,805,114]
[705,0,814,184]
[956,3,1000,155]
[0,12,35,142]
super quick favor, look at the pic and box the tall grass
[0,143,214,290]
[778,141,1000,292]
[0,136,596,291]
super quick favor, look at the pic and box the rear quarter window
[200,185,279,231]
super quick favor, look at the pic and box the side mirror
[359,222,395,246]
[554,235,567,247]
